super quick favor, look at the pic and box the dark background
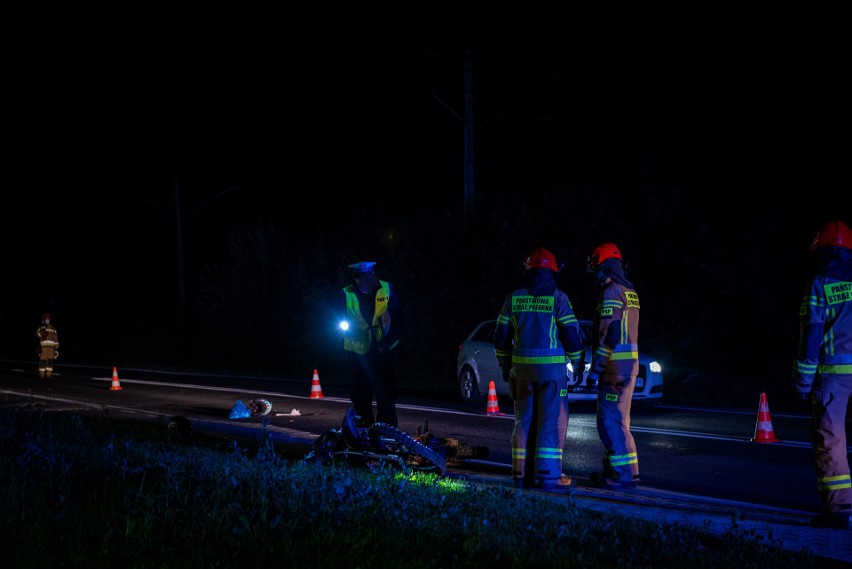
[3,25,849,410]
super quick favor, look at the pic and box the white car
[456,319,664,407]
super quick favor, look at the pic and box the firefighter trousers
[38,348,56,378]
[810,372,852,515]
[510,376,570,485]
[596,373,639,483]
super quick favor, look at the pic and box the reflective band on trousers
[818,474,852,492]
[608,452,638,467]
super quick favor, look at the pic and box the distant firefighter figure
[35,313,59,379]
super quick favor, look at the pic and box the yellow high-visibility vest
[342,281,391,355]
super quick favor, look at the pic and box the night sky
[11,42,844,255]
[3,25,849,387]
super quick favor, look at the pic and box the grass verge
[0,407,843,568]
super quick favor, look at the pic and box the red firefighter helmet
[523,247,559,273]
[810,219,852,252]
[586,243,623,273]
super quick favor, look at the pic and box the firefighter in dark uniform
[494,247,585,492]
[585,243,642,490]
[792,219,852,530]
[35,313,59,379]
[339,261,402,427]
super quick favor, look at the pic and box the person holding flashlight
[339,261,402,427]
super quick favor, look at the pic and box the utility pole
[431,48,567,219]
[167,177,239,308]
[428,49,477,219]
[463,47,475,218]
[173,176,187,308]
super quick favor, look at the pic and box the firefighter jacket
[590,280,640,380]
[494,269,585,382]
[793,246,852,394]
[36,324,59,355]
[341,280,399,355]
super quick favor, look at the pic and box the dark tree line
[2,45,843,414]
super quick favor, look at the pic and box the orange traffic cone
[751,392,779,443]
[109,367,123,391]
[486,380,503,415]
[309,369,324,399]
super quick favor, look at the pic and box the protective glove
[792,379,812,401]
[571,362,584,385]
[586,371,599,390]
[53,351,59,360]
[501,367,511,383]
[791,363,813,401]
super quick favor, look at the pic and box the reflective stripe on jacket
[494,289,584,382]
[36,325,59,348]
[591,283,639,380]
[794,254,852,384]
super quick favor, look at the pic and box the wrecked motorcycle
[303,408,489,476]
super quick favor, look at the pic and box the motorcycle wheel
[370,422,447,475]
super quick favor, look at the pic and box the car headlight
[649,361,661,373]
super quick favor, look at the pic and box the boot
[591,471,639,490]
[537,475,573,493]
